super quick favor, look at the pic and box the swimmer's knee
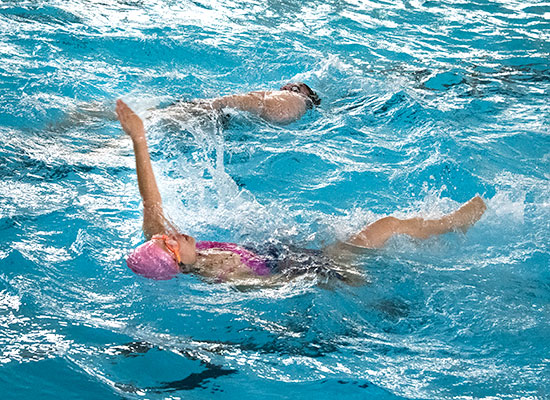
[381,216,428,237]
[375,216,401,232]
[400,217,433,239]
[349,216,404,249]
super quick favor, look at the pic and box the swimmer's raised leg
[348,196,487,249]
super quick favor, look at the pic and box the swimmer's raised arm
[116,99,166,239]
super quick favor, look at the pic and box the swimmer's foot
[446,195,487,233]
[116,99,145,140]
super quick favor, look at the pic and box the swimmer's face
[173,233,197,266]
[280,82,321,107]
[155,233,197,268]
[280,83,308,96]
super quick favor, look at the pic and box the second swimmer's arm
[211,93,264,115]
[116,99,166,239]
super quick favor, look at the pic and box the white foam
[486,191,525,224]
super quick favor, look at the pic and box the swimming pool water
[0,0,549,399]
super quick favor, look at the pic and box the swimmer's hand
[116,99,145,141]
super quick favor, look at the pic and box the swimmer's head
[280,82,321,108]
[126,233,197,280]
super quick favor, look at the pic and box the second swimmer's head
[280,82,321,108]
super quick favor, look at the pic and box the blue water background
[0,0,549,398]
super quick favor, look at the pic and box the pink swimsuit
[195,241,271,276]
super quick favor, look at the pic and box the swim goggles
[152,234,182,265]
[280,83,320,108]
[288,85,301,93]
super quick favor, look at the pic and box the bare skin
[117,99,267,281]
[117,100,486,284]
[210,90,309,124]
[348,196,487,249]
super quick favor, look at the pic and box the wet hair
[280,82,321,109]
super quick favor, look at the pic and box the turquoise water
[1,0,549,398]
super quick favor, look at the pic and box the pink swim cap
[126,240,180,280]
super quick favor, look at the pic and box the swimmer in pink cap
[118,99,272,282]
[117,99,486,283]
